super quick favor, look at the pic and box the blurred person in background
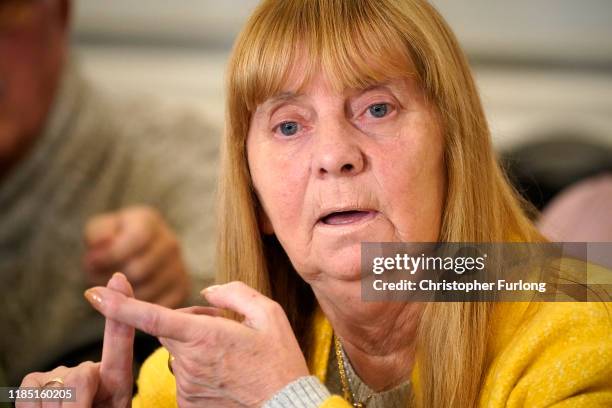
[0,0,218,385]
[503,134,612,213]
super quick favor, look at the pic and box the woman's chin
[309,243,356,271]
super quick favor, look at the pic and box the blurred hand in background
[84,206,191,309]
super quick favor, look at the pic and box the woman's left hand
[85,279,310,408]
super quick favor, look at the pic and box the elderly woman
[19,0,611,407]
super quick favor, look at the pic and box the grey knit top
[265,339,412,407]
[0,60,219,384]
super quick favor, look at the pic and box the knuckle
[141,311,161,335]
[77,360,97,372]
[262,298,283,316]
[125,259,144,278]
[20,372,40,386]
[226,281,247,294]
[138,206,160,223]
[131,223,151,244]
[227,280,245,290]
[123,206,154,229]
[73,362,99,390]
[104,297,121,317]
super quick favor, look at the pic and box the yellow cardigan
[133,301,612,407]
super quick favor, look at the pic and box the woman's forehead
[257,74,418,110]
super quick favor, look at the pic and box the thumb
[201,281,280,329]
[97,272,135,406]
[85,213,121,248]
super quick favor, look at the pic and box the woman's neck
[315,289,423,392]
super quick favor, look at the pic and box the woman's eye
[278,121,300,136]
[368,103,389,118]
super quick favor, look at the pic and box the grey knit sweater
[265,340,412,408]
[0,61,219,385]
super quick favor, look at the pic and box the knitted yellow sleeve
[132,347,177,408]
[479,301,612,407]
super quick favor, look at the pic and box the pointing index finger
[85,285,212,342]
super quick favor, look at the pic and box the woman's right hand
[17,273,135,408]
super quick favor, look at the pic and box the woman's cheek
[372,129,443,236]
[274,174,306,225]
[259,157,306,228]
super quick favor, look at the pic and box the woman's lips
[319,210,377,225]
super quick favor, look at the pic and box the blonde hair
[218,0,545,406]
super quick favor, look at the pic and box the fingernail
[84,288,104,306]
[201,284,221,294]
[111,271,126,282]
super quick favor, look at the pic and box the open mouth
[319,210,376,225]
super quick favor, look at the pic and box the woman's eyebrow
[344,85,398,107]
[264,92,303,109]
[361,84,388,92]
[360,80,403,94]
[256,92,307,119]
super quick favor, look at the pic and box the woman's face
[247,70,446,284]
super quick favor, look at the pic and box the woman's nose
[312,121,365,178]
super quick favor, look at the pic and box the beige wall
[71,0,612,149]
